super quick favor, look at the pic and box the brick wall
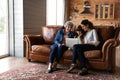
[68,0,120,27]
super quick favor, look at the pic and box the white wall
[9,0,14,56]
[14,0,24,57]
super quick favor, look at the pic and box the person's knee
[73,44,79,50]
[51,45,58,50]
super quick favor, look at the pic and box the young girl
[67,25,85,50]
[75,25,85,44]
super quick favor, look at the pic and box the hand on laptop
[58,43,65,46]
[57,43,61,46]
[68,47,72,50]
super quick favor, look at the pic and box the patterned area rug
[0,62,120,80]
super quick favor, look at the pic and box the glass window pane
[46,0,65,25]
[0,0,8,56]
[46,0,56,25]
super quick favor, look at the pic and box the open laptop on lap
[66,38,80,48]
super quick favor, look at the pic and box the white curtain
[46,0,65,25]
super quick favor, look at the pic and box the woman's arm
[91,29,100,46]
[54,29,64,45]
[84,29,100,46]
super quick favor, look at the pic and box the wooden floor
[0,57,28,73]
[0,56,120,75]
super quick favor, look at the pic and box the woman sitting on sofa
[67,19,100,75]
[46,21,76,73]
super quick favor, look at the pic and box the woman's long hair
[81,19,95,29]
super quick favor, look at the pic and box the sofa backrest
[42,26,62,44]
[41,25,117,49]
[95,26,115,49]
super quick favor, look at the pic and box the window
[46,0,65,25]
[0,0,9,57]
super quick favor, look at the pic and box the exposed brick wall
[68,0,120,27]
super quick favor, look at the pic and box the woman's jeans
[72,44,97,68]
[49,44,68,63]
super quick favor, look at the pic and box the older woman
[46,21,76,73]
[67,19,100,75]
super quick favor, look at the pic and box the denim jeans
[72,44,97,68]
[49,44,68,63]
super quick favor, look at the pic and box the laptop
[66,38,80,48]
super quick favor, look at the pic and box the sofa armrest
[101,38,118,70]
[24,34,45,58]
[24,34,44,45]
[102,39,117,65]
[102,39,118,54]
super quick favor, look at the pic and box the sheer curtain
[46,0,65,25]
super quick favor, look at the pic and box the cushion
[63,49,73,60]
[42,26,62,44]
[95,26,115,49]
[32,44,51,56]
[63,50,102,60]
[84,50,102,59]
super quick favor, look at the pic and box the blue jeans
[49,44,68,63]
[72,44,97,68]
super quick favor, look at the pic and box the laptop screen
[65,38,81,48]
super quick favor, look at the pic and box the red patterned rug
[0,62,120,80]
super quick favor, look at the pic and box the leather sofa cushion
[32,44,51,56]
[84,50,102,59]
[42,26,62,44]
[63,49,102,60]
[63,49,73,60]
[32,45,102,60]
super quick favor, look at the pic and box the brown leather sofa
[24,25,120,72]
